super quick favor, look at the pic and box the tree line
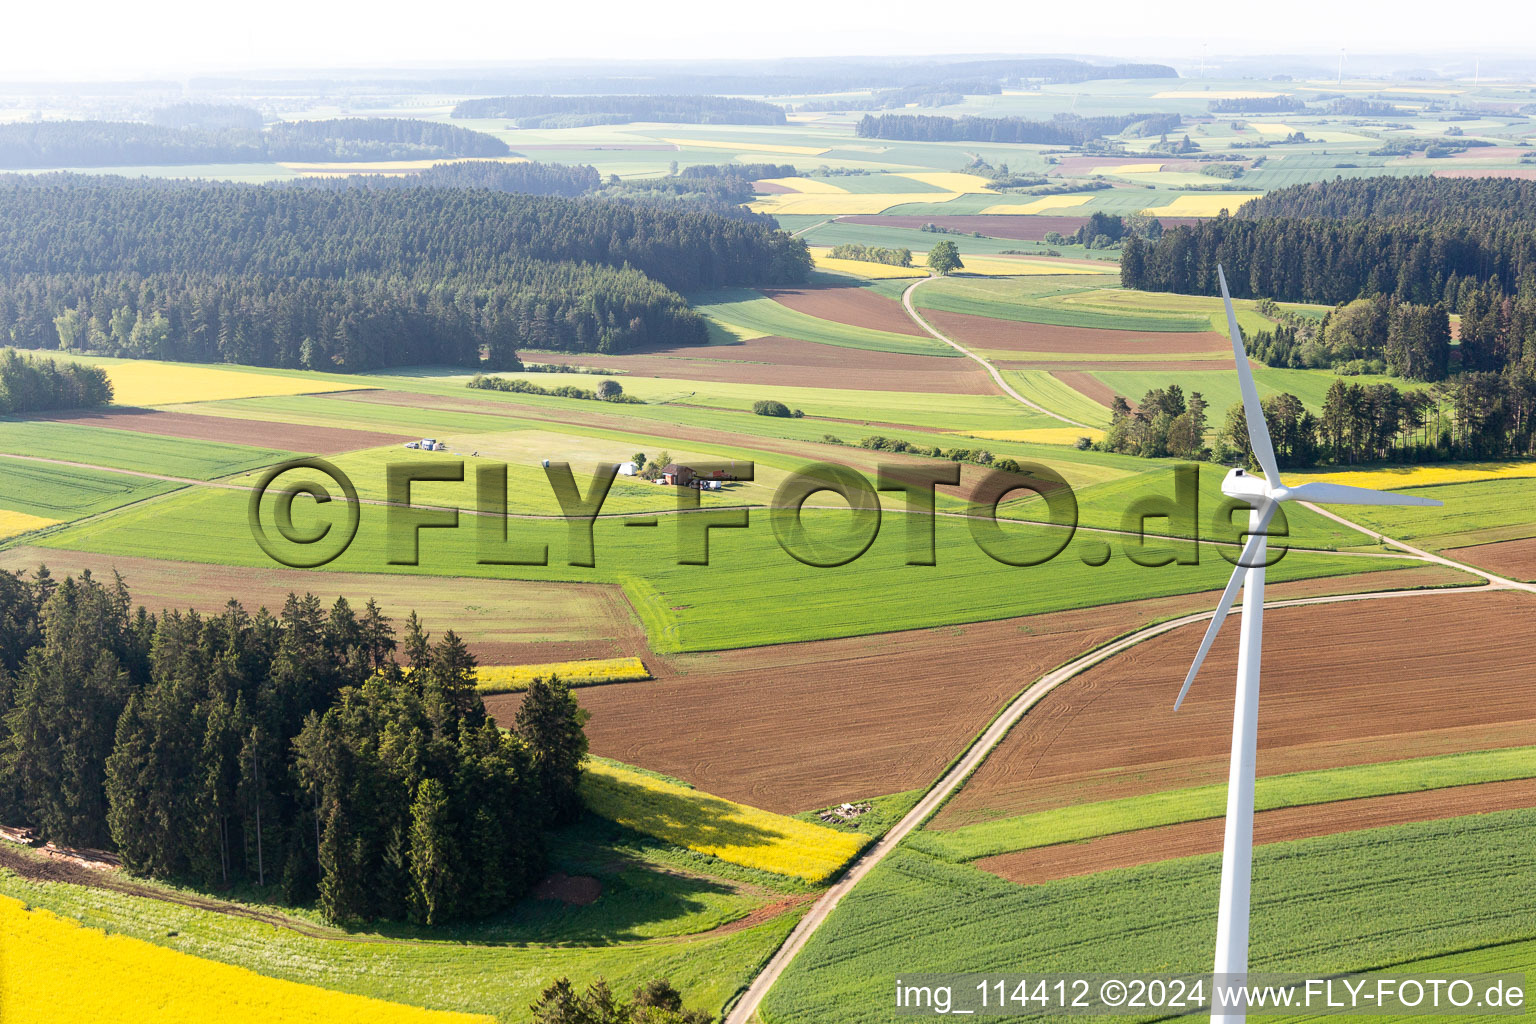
[0,567,589,926]
[1218,373,1534,465]
[1099,371,1536,467]
[855,112,1183,146]
[450,95,787,126]
[148,103,264,131]
[303,160,602,198]
[1208,97,1306,113]
[0,175,811,368]
[1120,179,1536,308]
[828,243,913,267]
[0,348,112,415]
[0,118,508,169]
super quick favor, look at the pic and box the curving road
[901,275,1098,430]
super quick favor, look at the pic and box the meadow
[764,810,1536,1023]
[912,745,1536,861]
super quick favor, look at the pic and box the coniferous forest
[0,567,589,926]
[0,117,510,169]
[855,112,1183,145]
[0,174,812,369]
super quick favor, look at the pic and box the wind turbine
[1174,266,1441,1023]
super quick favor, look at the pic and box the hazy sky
[5,0,1532,79]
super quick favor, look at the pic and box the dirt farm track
[933,590,1536,828]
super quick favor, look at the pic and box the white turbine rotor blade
[1283,480,1443,507]
[1218,265,1282,488]
[1174,504,1276,711]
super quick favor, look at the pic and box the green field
[0,420,291,479]
[916,278,1214,332]
[764,810,1536,1023]
[34,484,1420,653]
[1333,477,1536,549]
[432,370,1047,432]
[0,459,183,520]
[914,746,1536,861]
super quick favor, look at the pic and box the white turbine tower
[1176,266,1442,1023]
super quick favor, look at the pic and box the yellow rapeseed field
[475,657,652,694]
[1139,194,1263,218]
[896,172,997,192]
[808,248,926,279]
[579,761,865,883]
[955,427,1106,445]
[0,509,59,541]
[103,362,376,406]
[662,138,829,156]
[748,192,963,216]
[1288,462,1536,490]
[0,894,493,1024]
[979,194,1095,215]
[1250,123,1296,135]
[757,176,849,194]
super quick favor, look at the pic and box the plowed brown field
[976,777,1536,885]
[1051,371,1133,408]
[934,591,1535,828]
[764,284,926,336]
[38,408,409,455]
[522,336,992,392]
[484,565,1469,814]
[922,310,1229,355]
[0,546,647,665]
[1443,538,1536,582]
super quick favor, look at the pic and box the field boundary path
[900,275,1098,430]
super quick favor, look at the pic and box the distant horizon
[2,51,1534,88]
[5,0,1535,82]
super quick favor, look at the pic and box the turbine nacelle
[1219,467,1272,503]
